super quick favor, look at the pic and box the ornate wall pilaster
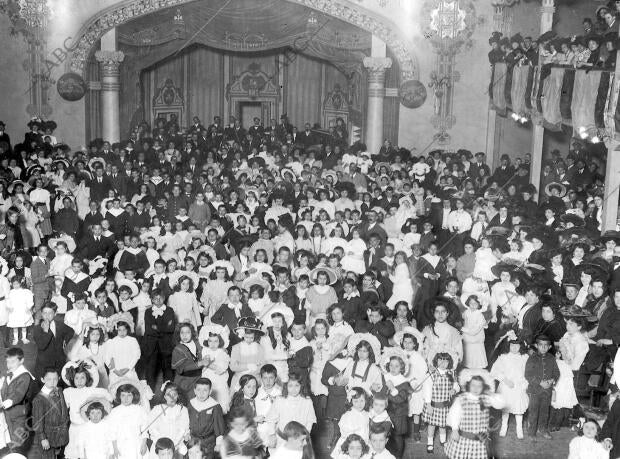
[95,50,125,142]
[363,56,392,153]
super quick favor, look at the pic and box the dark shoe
[541,431,552,439]
[427,445,434,454]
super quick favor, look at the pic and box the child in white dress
[568,418,612,459]
[331,387,370,457]
[397,330,427,442]
[490,338,529,439]
[473,237,498,282]
[199,324,231,413]
[461,295,488,369]
[7,275,34,344]
[77,400,114,459]
[550,349,578,432]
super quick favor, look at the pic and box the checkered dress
[445,395,489,459]
[422,371,454,427]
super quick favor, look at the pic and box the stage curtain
[188,47,224,124]
[285,53,323,127]
[541,67,564,131]
[571,69,602,136]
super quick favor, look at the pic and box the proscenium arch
[69,0,418,81]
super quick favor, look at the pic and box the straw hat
[309,267,338,285]
[379,346,410,375]
[79,396,112,422]
[117,279,138,298]
[62,360,99,387]
[108,378,153,411]
[347,333,381,362]
[199,323,230,349]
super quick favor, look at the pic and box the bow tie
[152,307,165,318]
[6,372,13,379]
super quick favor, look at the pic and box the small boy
[255,364,282,447]
[154,437,176,459]
[1,347,33,452]
[287,319,313,393]
[189,378,225,459]
[368,424,396,459]
[525,334,560,438]
[31,368,69,458]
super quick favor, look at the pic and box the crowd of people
[0,109,617,459]
[488,2,620,69]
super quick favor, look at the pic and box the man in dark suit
[89,167,111,203]
[1,347,33,453]
[211,286,253,349]
[31,245,52,323]
[32,303,74,379]
[109,163,128,198]
[358,210,388,244]
[140,289,176,387]
[77,224,114,260]
[354,304,395,348]
[298,123,316,148]
[364,234,386,270]
[469,152,491,178]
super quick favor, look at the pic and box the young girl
[63,362,112,459]
[230,374,259,421]
[108,382,150,459]
[568,418,612,459]
[199,324,231,413]
[188,378,226,459]
[172,322,208,398]
[335,434,370,459]
[221,406,264,458]
[422,353,459,453]
[390,301,416,338]
[147,382,190,457]
[247,284,270,316]
[7,275,33,344]
[344,335,383,395]
[326,304,354,341]
[490,338,529,439]
[68,323,108,388]
[331,387,370,458]
[266,371,317,447]
[461,295,488,369]
[382,353,413,458]
[77,399,114,459]
[105,319,141,386]
[422,303,463,366]
[230,318,265,391]
[269,421,314,459]
[168,276,202,329]
[261,312,291,383]
[310,319,331,419]
[549,349,578,432]
[473,237,497,282]
[395,329,427,441]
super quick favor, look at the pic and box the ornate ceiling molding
[68,0,418,80]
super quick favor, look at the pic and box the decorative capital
[95,50,125,74]
[363,57,393,73]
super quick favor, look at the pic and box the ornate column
[529,0,555,201]
[363,56,392,154]
[95,50,125,143]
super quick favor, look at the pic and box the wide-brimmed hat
[347,333,381,361]
[559,304,597,322]
[8,179,28,194]
[79,396,112,422]
[560,213,585,228]
[322,170,338,184]
[600,230,620,245]
[379,346,410,375]
[108,378,153,411]
[545,182,567,197]
[491,262,518,278]
[62,360,99,387]
[234,316,264,335]
[260,304,295,329]
[374,162,391,174]
[392,326,425,350]
[88,157,106,170]
[280,167,297,182]
[117,279,138,298]
[205,260,235,277]
[241,276,272,293]
[309,267,338,285]
[108,312,135,333]
[26,165,45,179]
[486,226,512,237]
[199,323,230,349]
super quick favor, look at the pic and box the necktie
[98,178,102,183]
[6,372,13,379]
